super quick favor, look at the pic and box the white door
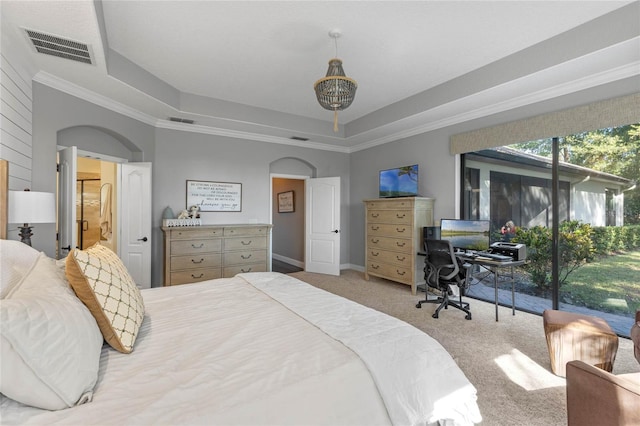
[305,177,340,275]
[118,163,152,289]
[57,146,77,258]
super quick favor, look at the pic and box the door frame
[56,146,128,259]
[270,173,309,270]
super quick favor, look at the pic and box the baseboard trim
[272,253,304,269]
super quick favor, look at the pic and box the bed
[0,164,481,425]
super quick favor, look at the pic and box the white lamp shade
[8,191,56,224]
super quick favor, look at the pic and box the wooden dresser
[363,197,434,294]
[162,224,272,286]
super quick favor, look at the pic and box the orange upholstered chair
[566,360,640,426]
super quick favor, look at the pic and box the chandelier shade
[314,59,358,112]
[313,31,357,132]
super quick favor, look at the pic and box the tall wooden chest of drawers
[363,197,434,294]
[162,224,272,286]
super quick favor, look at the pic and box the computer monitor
[439,219,490,252]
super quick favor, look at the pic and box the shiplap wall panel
[1,70,32,111]
[1,56,32,100]
[1,115,30,145]
[1,85,32,125]
[0,53,33,192]
[1,128,31,157]
[1,99,32,136]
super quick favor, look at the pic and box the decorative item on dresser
[162,224,272,286]
[364,197,435,294]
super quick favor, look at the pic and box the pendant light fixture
[313,29,357,133]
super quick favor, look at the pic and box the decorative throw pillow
[65,244,145,354]
[0,253,103,410]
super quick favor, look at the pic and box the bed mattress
[1,272,480,425]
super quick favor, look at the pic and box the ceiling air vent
[169,117,195,124]
[24,28,93,65]
[290,136,309,141]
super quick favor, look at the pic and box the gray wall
[27,76,638,282]
[347,78,640,269]
[32,83,156,257]
[349,129,456,269]
[152,128,350,285]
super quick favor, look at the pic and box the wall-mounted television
[440,219,491,252]
[379,164,419,198]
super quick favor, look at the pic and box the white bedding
[1,272,481,425]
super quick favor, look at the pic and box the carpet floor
[289,269,639,426]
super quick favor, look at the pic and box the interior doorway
[271,176,305,273]
[76,157,118,252]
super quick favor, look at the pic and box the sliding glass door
[461,125,639,337]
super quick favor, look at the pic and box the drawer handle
[371,226,379,231]
[241,240,252,246]
[396,256,406,261]
[241,267,253,273]
[191,273,204,279]
[371,238,380,243]
[241,254,252,259]
[371,264,379,270]
[396,242,406,247]
[371,213,379,218]
[396,213,406,218]
[396,270,406,276]
[191,243,204,249]
[371,251,379,256]
[191,258,204,264]
[396,227,406,233]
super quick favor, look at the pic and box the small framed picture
[277,190,294,213]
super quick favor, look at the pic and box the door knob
[138,237,148,242]
[332,229,339,233]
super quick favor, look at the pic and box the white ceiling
[2,1,638,151]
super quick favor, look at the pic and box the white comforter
[1,272,481,425]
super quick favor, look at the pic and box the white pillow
[0,253,103,410]
[0,240,40,298]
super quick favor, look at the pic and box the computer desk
[455,254,527,321]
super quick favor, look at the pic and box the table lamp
[8,189,56,246]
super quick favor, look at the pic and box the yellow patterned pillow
[65,244,145,354]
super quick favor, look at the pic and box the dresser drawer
[170,227,223,239]
[365,199,415,210]
[224,263,267,276]
[170,268,222,285]
[171,253,222,271]
[366,261,412,285]
[367,248,412,267]
[224,250,267,266]
[171,238,222,254]
[367,209,412,225]
[225,236,267,251]
[367,223,413,238]
[367,235,413,253]
[224,226,270,237]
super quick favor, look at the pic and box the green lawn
[561,250,640,316]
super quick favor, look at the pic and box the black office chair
[416,239,472,320]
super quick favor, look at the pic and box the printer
[490,242,527,261]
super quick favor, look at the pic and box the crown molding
[155,120,351,153]
[32,71,350,153]
[348,59,640,152]
[33,71,159,126]
[33,49,639,156]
